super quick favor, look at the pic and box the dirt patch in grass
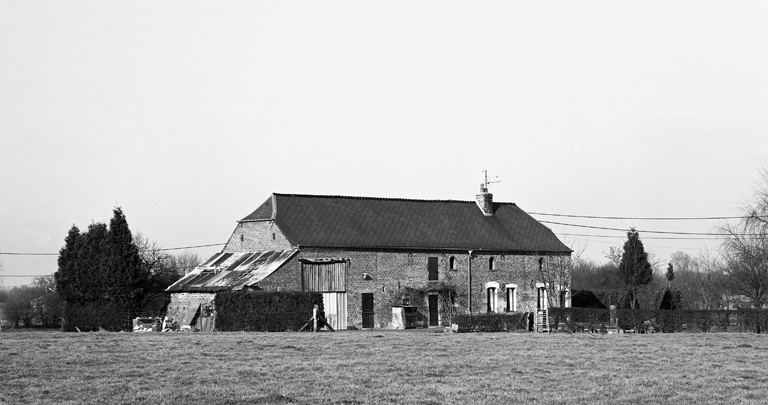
[2,330,768,404]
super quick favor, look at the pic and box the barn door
[428,295,439,326]
[322,292,347,331]
[362,293,374,328]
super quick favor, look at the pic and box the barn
[166,186,572,330]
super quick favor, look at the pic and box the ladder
[536,309,550,333]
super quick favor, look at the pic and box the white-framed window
[485,281,500,313]
[505,283,518,312]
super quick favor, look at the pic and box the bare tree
[173,251,202,275]
[720,166,768,309]
[133,232,183,313]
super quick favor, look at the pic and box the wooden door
[362,293,374,328]
[323,292,347,331]
[428,295,439,326]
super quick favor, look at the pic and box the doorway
[362,293,374,328]
[428,295,439,327]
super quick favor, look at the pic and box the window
[449,256,456,270]
[489,257,495,270]
[428,257,438,281]
[485,282,500,313]
[487,287,497,313]
[506,284,517,312]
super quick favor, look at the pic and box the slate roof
[240,194,571,254]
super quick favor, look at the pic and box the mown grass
[1,330,768,404]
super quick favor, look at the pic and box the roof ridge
[272,192,517,205]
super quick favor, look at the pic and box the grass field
[2,330,768,404]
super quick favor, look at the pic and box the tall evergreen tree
[617,228,654,309]
[105,207,146,314]
[54,208,151,331]
[55,225,82,303]
[666,262,675,289]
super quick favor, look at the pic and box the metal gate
[362,293,374,328]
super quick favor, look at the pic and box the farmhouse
[166,186,572,330]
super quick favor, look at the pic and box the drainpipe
[468,250,473,314]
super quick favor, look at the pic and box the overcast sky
[2,1,767,287]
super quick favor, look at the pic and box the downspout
[468,250,473,314]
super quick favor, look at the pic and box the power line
[530,212,758,221]
[554,232,725,241]
[159,243,225,252]
[539,220,763,236]
[0,242,225,257]
[0,252,57,256]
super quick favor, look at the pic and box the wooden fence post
[313,305,318,332]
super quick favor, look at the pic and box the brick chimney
[476,184,494,216]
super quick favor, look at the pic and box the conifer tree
[105,207,145,312]
[617,228,654,309]
[54,208,151,330]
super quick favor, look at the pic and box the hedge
[62,301,132,332]
[549,308,768,333]
[454,313,528,333]
[214,291,325,332]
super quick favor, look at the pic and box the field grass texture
[2,330,767,404]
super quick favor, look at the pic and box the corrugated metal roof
[166,250,298,293]
[240,194,571,254]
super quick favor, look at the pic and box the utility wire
[539,220,763,236]
[0,243,225,256]
[554,232,727,240]
[530,212,762,221]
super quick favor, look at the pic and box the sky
[1,1,767,287]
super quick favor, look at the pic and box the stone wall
[223,221,292,252]
[291,249,569,329]
[167,292,216,325]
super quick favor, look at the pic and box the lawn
[1,330,767,404]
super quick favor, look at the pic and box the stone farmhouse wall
[167,292,215,324]
[212,219,570,329]
[237,247,570,329]
[223,221,292,252]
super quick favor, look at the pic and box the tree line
[573,166,768,311]
[0,208,200,329]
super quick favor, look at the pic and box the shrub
[62,301,131,332]
[549,308,768,333]
[214,291,324,332]
[454,313,528,333]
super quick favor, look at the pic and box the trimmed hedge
[454,313,528,333]
[63,301,132,332]
[214,291,325,332]
[549,307,768,333]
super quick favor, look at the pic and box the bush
[549,308,610,332]
[454,313,528,333]
[214,291,324,332]
[549,307,768,333]
[62,301,132,332]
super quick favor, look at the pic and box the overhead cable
[539,220,762,236]
[0,242,225,257]
[530,212,759,221]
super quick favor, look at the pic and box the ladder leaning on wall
[536,308,550,333]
